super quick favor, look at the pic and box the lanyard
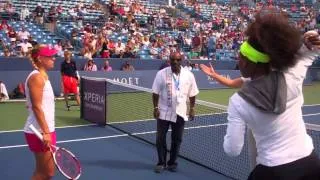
[166,69,172,107]
[172,74,180,91]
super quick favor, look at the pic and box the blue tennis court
[1,104,320,180]
[0,123,231,180]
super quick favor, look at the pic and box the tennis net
[81,76,251,180]
[81,76,320,180]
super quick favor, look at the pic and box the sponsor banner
[0,69,315,97]
[80,77,107,125]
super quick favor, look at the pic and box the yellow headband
[240,41,270,63]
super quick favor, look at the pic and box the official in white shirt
[200,10,320,180]
[152,52,199,173]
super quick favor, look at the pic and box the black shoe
[167,163,177,172]
[66,105,70,111]
[154,164,166,173]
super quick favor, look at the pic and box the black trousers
[248,150,320,180]
[156,116,185,165]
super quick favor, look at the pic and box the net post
[80,76,83,119]
[247,127,257,171]
[104,79,108,125]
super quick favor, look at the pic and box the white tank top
[24,70,55,133]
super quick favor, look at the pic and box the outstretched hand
[199,63,215,77]
[304,30,320,50]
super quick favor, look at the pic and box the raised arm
[200,63,244,88]
[286,30,320,83]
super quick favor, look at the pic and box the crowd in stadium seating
[0,0,317,61]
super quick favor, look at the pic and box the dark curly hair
[245,8,302,71]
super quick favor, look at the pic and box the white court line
[303,113,320,117]
[303,104,320,107]
[0,123,227,150]
[0,124,95,133]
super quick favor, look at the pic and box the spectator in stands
[47,6,57,33]
[207,31,216,57]
[109,0,118,16]
[184,61,192,71]
[77,6,85,28]
[60,51,80,110]
[191,63,200,71]
[33,3,45,25]
[142,36,150,47]
[184,34,192,49]
[65,40,74,50]
[28,36,38,47]
[8,40,17,55]
[7,27,17,43]
[81,46,93,59]
[56,5,63,17]
[114,39,125,57]
[152,52,199,173]
[0,80,9,101]
[5,2,15,20]
[18,39,33,56]
[84,24,92,34]
[149,41,159,56]
[20,5,30,21]
[123,46,135,58]
[83,58,97,71]
[0,20,10,33]
[89,35,97,52]
[100,42,110,58]
[17,27,30,41]
[15,46,23,57]
[121,61,135,71]
[201,10,320,180]
[3,48,10,57]
[0,39,5,50]
[54,40,63,57]
[70,29,78,47]
[107,39,116,54]
[101,60,112,72]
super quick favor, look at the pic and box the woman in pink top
[101,60,112,72]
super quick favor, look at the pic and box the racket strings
[54,148,81,179]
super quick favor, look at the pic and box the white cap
[37,3,42,6]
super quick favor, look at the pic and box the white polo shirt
[224,46,320,167]
[152,66,199,122]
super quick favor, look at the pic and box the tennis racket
[29,124,82,180]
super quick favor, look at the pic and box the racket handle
[29,124,44,141]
